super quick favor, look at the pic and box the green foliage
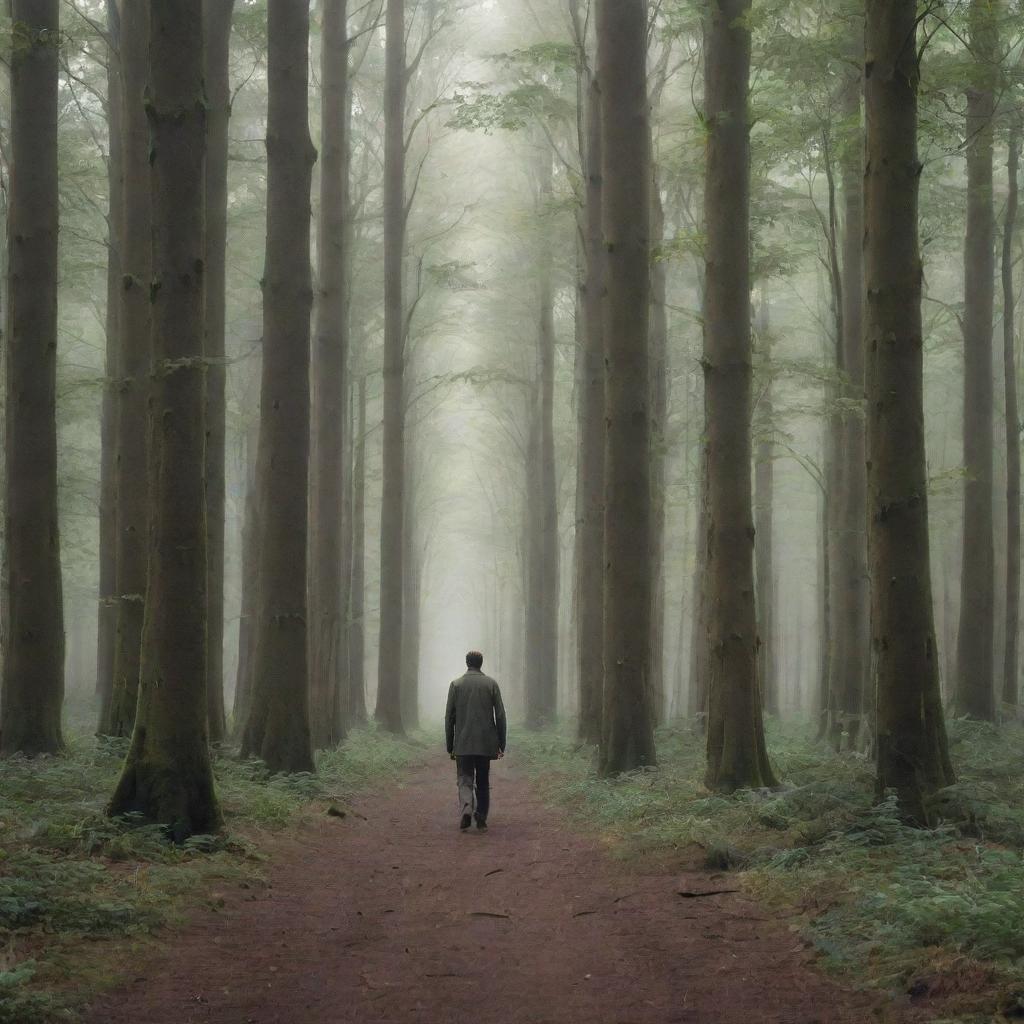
[516,722,1024,1016]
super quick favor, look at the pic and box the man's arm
[493,683,507,754]
[445,683,457,755]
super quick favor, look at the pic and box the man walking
[445,651,507,832]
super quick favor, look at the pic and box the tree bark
[240,0,317,774]
[866,0,955,823]
[96,0,121,712]
[702,0,776,792]
[103,0,151,737]
[754,296,777,717]
[576,71,605,745]
[310,0,351,750]
[348,376,367,723]
[109,0,219,835]
[1004,126,1021,709]
[832,66,868,747]
[597,0,657,775]
[649,179,669,727]
[203,0,235,746]
[1,0,65,755]
[376,0,406,734]
[956,0,998,721]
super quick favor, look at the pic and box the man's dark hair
[466,650,484,670]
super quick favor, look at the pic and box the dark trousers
[455,755,491,821]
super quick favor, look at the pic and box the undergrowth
[516,719,1024,1023]
[0,702,423,1023]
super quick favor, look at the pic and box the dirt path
[88,756,908,1024]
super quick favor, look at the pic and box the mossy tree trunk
[597,0,657,775]
[866,0,955,823]
[1,0,65,756]
[702,0,776,793]
[109,0,220,836]
[240,0,317,774]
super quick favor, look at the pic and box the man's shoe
[460,812,472,831]
[475,817,488,832]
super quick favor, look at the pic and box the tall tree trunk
[310,0,350,750]
[688,448,709,722]
[96,0,121,712]
[649,180,669,727]
[103,0,151,737]
[240,0,316,774]
[866,0,955,823]
[576,72,605,745]
[401,506,421,730]
[524,149,557,729]
[110,0,219,835]
[956,0,997,721]
[232,419,260,734]
[1,0,65,755]
[203,0,235,746]
[348,377,367,723]
[376,0,406,734]
[833,66,868,747]
[754,296,777,717]
[1004,126,1021,709]
[597,0,657,775]
[524,392,543,726]
[702,0,776,792]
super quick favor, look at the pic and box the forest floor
[85,752,917,1024]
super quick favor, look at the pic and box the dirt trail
[88,755,908,1024]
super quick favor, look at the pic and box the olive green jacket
[445,670,508,759]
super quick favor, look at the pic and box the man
[445,651,507,832]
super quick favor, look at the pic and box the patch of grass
[0,703,422,1022]
[515,719,1024,1020]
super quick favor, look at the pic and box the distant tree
[1,0,65,755]
[597,0,657,775]
[866,0,955,823]
[349,376,368,723]
[101,0,150,738]
[702,0,776,792]
[203,0,235,746]
[956,0,998,722]
[109,0,220,835]
[240,0,317,774]
[310,0,351,750]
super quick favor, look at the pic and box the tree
[597,0,657,775]
[204,0,235,746]
[102,0,150,738]
[96,0,121,715]
[240,0,317,774]
[702,0,776,793]
[109,0,220,836]
[866,0,955,823]
[832,54,868,748]
[955,0,998,721]
[349,377,368,723]
[310,0,351,750]
[576,69,604,746]
[1004,125,1021,709]
[1,0,65,755]
[377,0,407,734]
